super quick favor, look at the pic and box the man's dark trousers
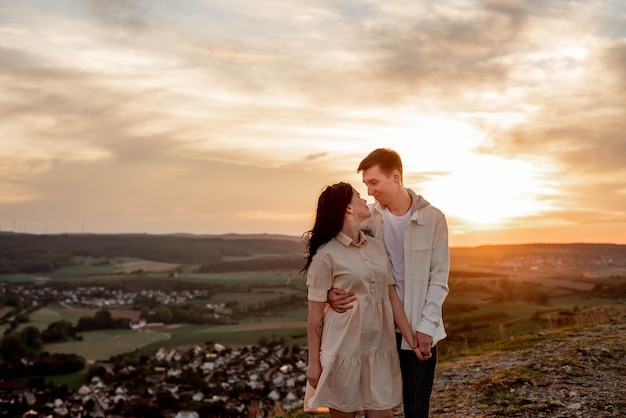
[396,332,437,418]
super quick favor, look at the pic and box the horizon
[1,1,625,247]
[2,230,624,249]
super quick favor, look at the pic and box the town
[0,277,310,418]
[1,338,308,418]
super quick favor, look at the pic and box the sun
[342,112,557,229]
[361,114,560,228]
[418,155,555,227]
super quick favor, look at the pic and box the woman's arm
[306,300,325,388]
[388,285,420,357]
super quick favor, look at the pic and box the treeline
[0,289,38,331]
[0,310,129,362]
[0,324,85,378]
[0,232,303,274]
[196,254,304,273]
[139,302,215,324]
[3,232,624,275]
[234,293,303,314]
[0,352,85,378]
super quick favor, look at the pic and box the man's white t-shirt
[382,207,411,304]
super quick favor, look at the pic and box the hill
[282,304,626,418]
[0,232,304,274]
[2,232,625,276]
[431,311,626,417]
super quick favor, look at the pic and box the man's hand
[327,288,356,313]
[414,331,433,361]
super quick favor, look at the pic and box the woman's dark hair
[301,182,353,272]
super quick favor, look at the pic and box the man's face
[361,164,399,206]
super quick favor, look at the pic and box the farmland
[1,234,626,364]
[7,267,625,362]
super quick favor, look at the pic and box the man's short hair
[358,148,403,178]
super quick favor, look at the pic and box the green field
[137,323,308,356]
[0,257,306,286]
[30,305,309,361]
[175,271,306,286]
[50,315,310,361]
[0,273,33,283]
[46,256,124,278]
[42,371,88,389]
[45,329,171,361]
[37,269,307,288]
[24,304,85,330]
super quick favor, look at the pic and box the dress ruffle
[307,349,402,411]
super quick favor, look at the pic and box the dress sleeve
[306,251,334,302]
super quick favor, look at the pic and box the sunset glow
[1,0,625,246]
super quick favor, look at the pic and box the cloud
[1,0,625,242]
[475,37,626,174]
[86,0,155,32]
[303,152,329,162]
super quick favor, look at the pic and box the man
[328,148,450,418]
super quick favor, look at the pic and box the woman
[302,182,419,418]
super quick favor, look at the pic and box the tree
[145,306,173,323]
[42,320,75,342]
[2,291,22,308]
[84,398,96,413]
[21,326,43,351]
[15,314,29,323]
[94,310,113,329]
[86,364,108,381]
[155,390,178,410]
[76,316,96,331]
[0,333,26,360]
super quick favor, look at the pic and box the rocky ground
[296,315,626,418]
[425,317,626,417]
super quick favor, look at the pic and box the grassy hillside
[280,303,626,417]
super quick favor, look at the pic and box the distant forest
[1,232,625,275]
[0,233,304,274]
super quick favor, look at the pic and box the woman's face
[351,189,371,220]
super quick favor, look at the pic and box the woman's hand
[414,331,433,361]
[306,361,322,389]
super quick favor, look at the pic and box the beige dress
[305,231,402,412]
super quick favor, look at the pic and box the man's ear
[392,169,401,182]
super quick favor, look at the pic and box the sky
[1,0,625,247]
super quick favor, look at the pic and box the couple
[303,148,450,418]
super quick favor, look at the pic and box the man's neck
[386,188,412,216]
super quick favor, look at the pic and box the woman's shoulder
[313,238,338,256]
